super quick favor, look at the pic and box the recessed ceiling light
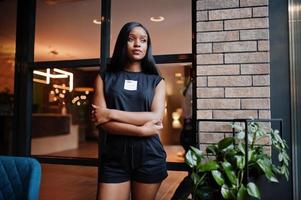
[93,18,102,25]
[150,16,164,22]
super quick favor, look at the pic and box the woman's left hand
[91,104,111,126]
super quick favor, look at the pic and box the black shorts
[100,134,168,183]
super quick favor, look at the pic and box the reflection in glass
[34,0,101,61]
[158,63,192,163]
[0,0,17,155]
[31,67,99,158]
[111,0,191,56]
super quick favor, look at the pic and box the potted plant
[185,121,289,200]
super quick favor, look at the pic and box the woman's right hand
[141,120,163,137]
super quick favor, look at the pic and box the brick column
[196,0,270,149]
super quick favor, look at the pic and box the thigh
[98,182,130,200]
[131,181,161,200]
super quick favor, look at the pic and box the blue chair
[0,156,41,200]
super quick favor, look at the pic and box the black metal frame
[13,0,36,156]
[12,0,198,172]
[197,118,283,185]
[31,54,193,69]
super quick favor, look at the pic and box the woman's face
[127,27,148,62]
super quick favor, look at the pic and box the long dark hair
[108,22,159,75]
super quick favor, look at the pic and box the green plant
[185,121,289,200]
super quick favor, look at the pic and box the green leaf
[248,134,253,144]
[211,170,224,186]
[237,184,248,200]
[206,145,217,155]
[218,137,235,150]
[198,160,219,172]
[278,153,283,162]
[256,159,279,183]
[238,143,245,155]
[185,146,204,168]
[221,184,231,199]
[237,131,245,140]
[247,182,261,199]
[249,123,258,133]
[190,146,203,156]
[191,171,202,185]
[222,161,238,186]
[235,155,245,170]
[185,150,197,167]
[256,129,266,137]
[232,123,244,131]
[248,149,256,162]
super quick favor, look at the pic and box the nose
[134,39,141,47]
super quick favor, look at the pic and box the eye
[141,39,147,43]
[128,37,134,42]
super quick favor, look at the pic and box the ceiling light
[93,19,101,25]
[175,73,182,77]
[150,16,164,22]
[93,17,104,25]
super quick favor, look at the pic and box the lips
[132,49,143,54]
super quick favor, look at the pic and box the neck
[125,61,142,72]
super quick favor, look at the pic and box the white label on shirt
[124,80,138,91]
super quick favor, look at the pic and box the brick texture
[225,87,270,98]
[225,18,269,30]
[197,88,224,98]
[241,64,270,74]
[197,11,208,21]
[258,40,270,51]
[209,8,251,20]
[197,99,240,109]
[240,29,269,40]
[240,0,268,7]
[241,99,270,109]
[208,75,252,86]
[253,7,269,17]
[213,41,257,53]
[197,76,207,87]
[196,0,270,147]
[197,43,212,53]
[253,75,270,86]
[197,31,239,42]
[213,110,258,119]
[225,52,269,63]
[197,0,239,10]
[197,65,240,75]
[197,54,224,64]
[197,110,213,119]
[197,21,223,32]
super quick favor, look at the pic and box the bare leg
[98,181,131,200]
[131,181,161,200]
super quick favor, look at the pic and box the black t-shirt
[99,70,163,135]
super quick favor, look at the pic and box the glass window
[0,0,17,155]
[34,0,101,61]
[31,66,99,158]
[158,63,192,163]
[111,0,192,56]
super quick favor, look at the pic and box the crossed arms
[92,74,166,137]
